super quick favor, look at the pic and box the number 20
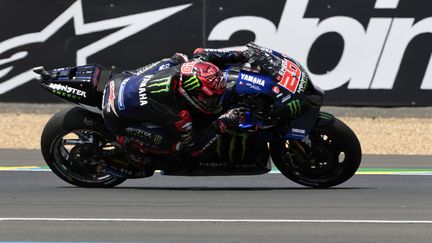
[278,60,301,93]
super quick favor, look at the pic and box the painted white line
[1,218,432,224]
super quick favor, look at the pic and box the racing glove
[243,46,283,79]
[171,53,189,64]
[193,48,247,65]
[175,110,195,149]
[215,108,246,134]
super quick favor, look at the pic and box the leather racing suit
[101,46,284,160]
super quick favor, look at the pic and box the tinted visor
[197,93,223,112]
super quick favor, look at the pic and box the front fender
[316,112,335,127]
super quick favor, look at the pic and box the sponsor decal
[278,59,288,77]
[106,80,119,116]
[203,48,232,53]
[154,134,163,145]
[239,73,265,86]
[246,84,262,91]
[201,86,214,96]
[198,162,229,168]
[180,61,197,76]
[197,161,258,169]
[272,86,280,94]
[286,99,301,118]
[148,77,171,93]
[216,133,250,162]
[48,83,87,99]
[158,63,171,71]
[182,76,201,91]
[318,112,334,120]
[291,128,306,134]
[125,127,163,145]
[296,73,309,93]
[281,94,291,103]
[138,75,152,106]
[133,62,160,76]
[125,127,153,140]
[278,60,301,93]
[198,135,217,154]
[118,77,130,110]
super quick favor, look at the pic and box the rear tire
[270,118,362,188]
[41,107,126,187]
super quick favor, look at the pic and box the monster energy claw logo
[217,133,249,162]
[318,112,334,120]
[287,99,301,117]
[148,77,171,93]
[183,76,201,91]
[153,134,163,145]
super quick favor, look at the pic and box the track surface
[1,150,432,242]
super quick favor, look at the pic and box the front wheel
[270,118,362,188]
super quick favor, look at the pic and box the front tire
[41,107,126,187]
[270,118,362,188]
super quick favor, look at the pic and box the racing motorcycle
[33,43,361,188]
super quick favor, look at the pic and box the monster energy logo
[318,112,334,120]
[216,133,249,162]
[153,134,163,145]
[297,74,309,93]
[51,90,82,100]
[183,76,201,91]
[148,77,171,93]
[287,99,301,117]
[49,83,86,99]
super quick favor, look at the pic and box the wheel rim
[281,129,346,182]
[50,129,117,184]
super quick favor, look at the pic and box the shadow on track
[58,186,372,191]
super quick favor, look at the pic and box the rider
[101,44,284,163]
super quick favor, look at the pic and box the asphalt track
[0,149,432,243]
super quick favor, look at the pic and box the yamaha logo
[240,74,265,86]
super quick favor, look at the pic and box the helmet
[178,61,226,114]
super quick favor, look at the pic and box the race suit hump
[102,65,185,134]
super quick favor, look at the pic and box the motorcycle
[33,43,361,188]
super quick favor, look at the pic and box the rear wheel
[270,118,361,188]
[41,107,126,187]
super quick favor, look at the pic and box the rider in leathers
[101,46,284,164]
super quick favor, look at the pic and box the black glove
[244,45,282,77]
[171,53,189,64]
[215,108,246,134]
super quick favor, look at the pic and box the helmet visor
[197,93,223,112]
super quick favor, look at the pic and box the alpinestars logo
[0,0,191,95]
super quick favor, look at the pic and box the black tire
[270,118,362,188]
[41,107,126,187]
